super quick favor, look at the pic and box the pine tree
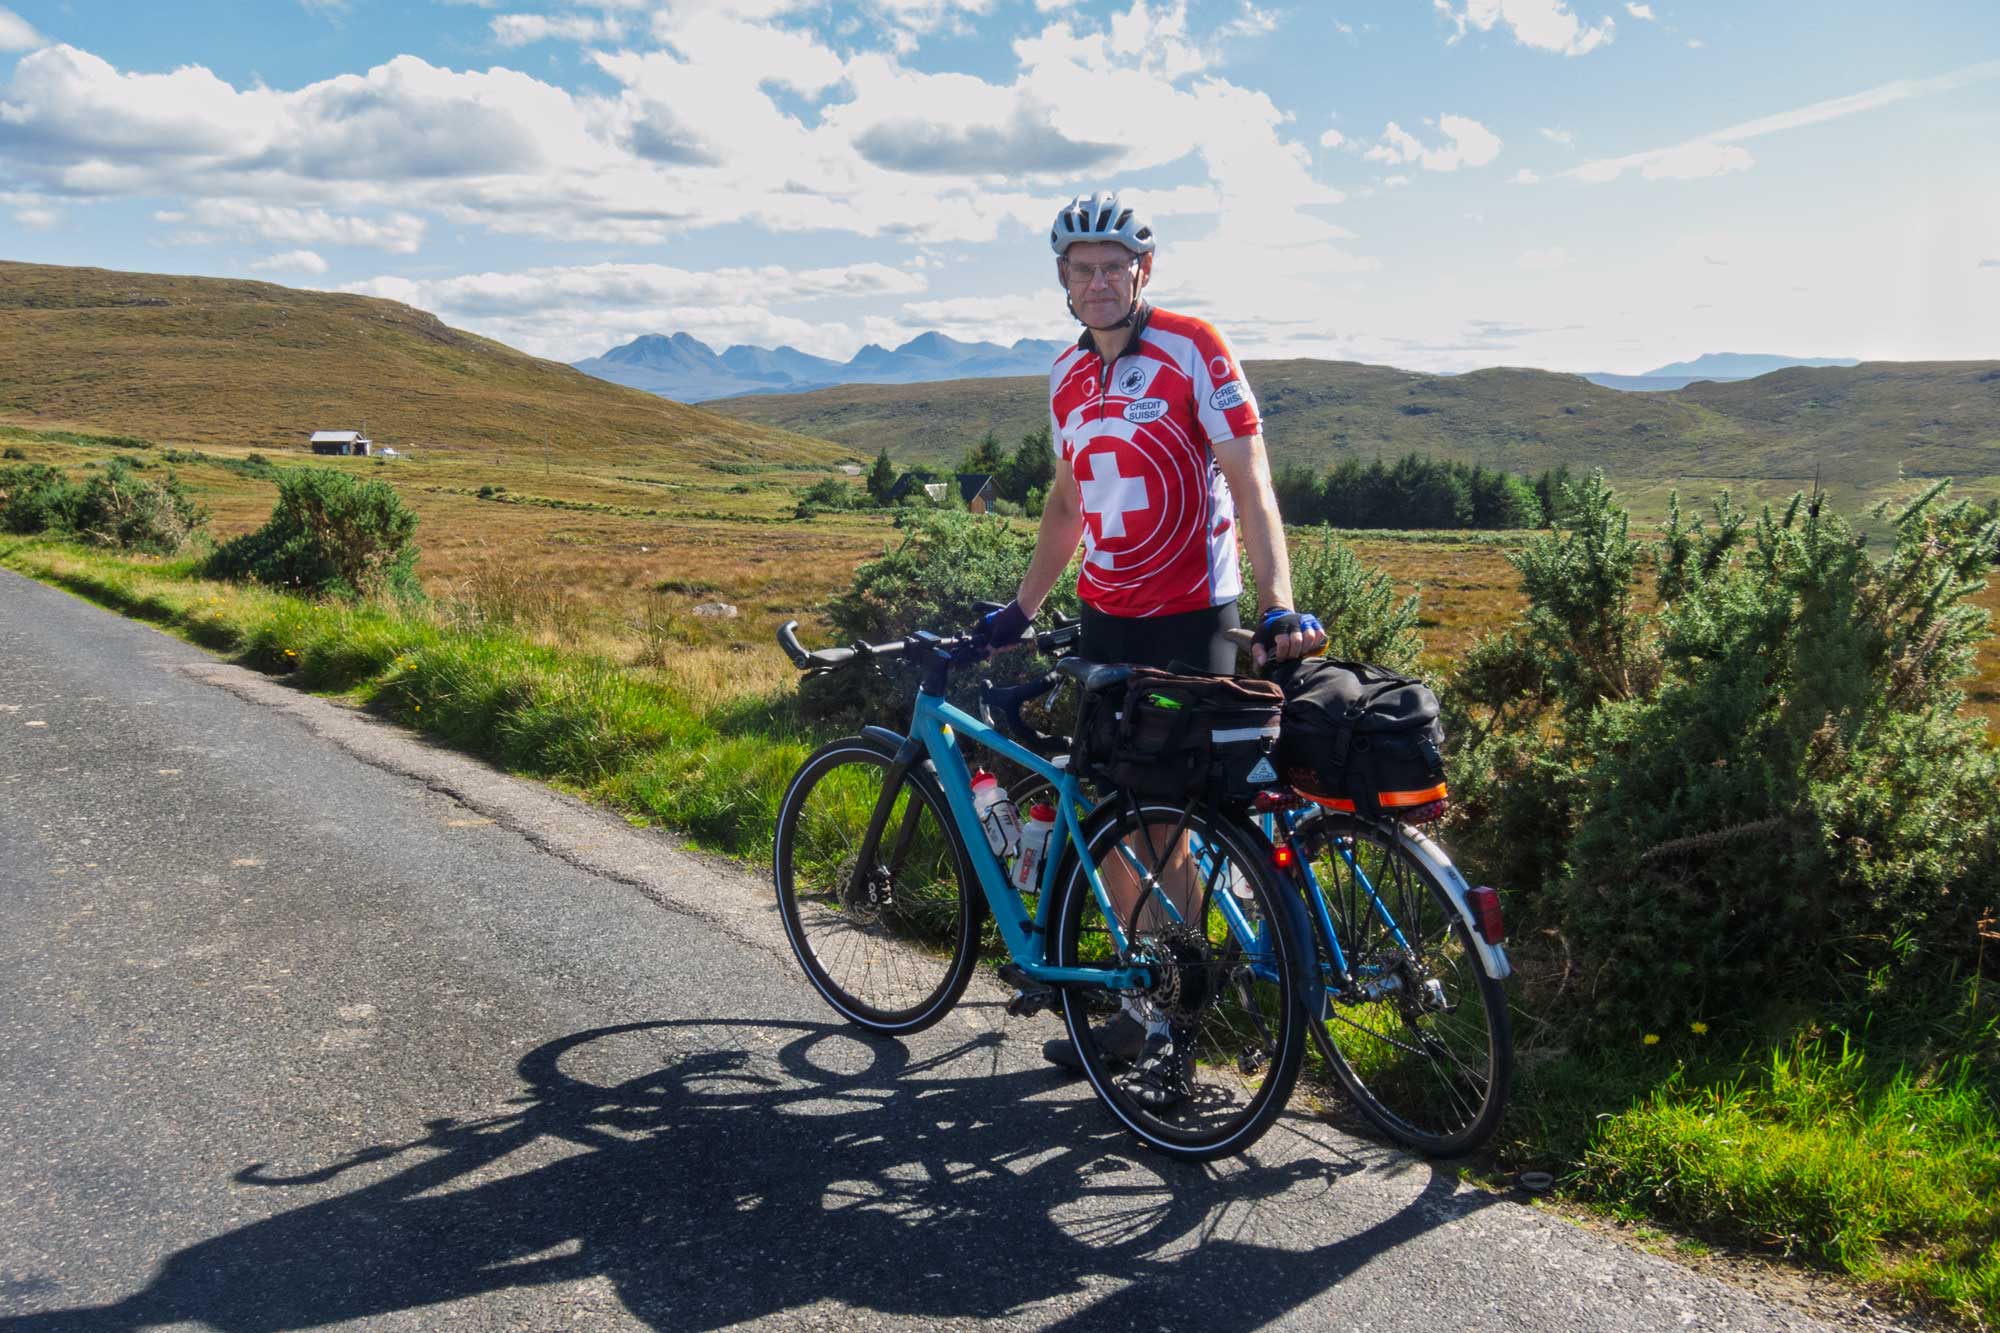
[866,447,895,502]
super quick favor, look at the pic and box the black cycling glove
[975,600,1033,652]
[1252,606,1323,655]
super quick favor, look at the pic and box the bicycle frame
[860,688,1144,988]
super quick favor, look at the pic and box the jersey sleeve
[1189,322,1261,445]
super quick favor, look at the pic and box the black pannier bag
[1073,666,1285,801]
[1272,658,1448,818]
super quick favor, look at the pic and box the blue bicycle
[773,618,1313,1162]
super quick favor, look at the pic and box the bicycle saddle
[1056,658,1132,693]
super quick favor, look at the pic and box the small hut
[309,430,373,456]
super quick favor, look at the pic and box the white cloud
[1518,245,1568,270]
[1434,0,1615,57]
[251,249,330,274]
[1686,37,1702,48]
[346,259,925,320]
[191,200,428,253]
[1539,127,1574,146]
[1564,60,2000,184]
[13,204,58,229]
[1509,168,1540,183]
[1624,3,1654,18]
[1319,127,1345,149]
[490,14,626,47]
[0,4,42,51]
[1364,115,1501,171]
[1384,174,1411,187]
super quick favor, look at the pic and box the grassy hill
[705,355,2000,493]
[0,261,843,467]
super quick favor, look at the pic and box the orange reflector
[1379,784,1449,809]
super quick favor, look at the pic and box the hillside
[706,357,2000,490]
[0,262,843,467]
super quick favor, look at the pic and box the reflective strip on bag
[1211,724,1282,745]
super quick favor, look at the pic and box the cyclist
[978,189,1327,1078]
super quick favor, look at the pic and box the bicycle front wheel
[1054,798,1306,1162]
[773,739,983,1034]
[1297,812,1511,1156]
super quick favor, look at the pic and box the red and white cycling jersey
[1049,305,1261,618]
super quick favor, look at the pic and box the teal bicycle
[773,617,1314,1162]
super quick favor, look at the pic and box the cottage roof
[310,430,364,444]
[956,473,996,504]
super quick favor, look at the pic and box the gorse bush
[1447,473,1999,1035]
[206,467,421,600]
[0,459,205,553]
[808,509,1079,723]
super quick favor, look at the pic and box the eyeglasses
[1061,257,1140,286]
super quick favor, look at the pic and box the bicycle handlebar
[775,611,1082,676]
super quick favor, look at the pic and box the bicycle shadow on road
[2,1016,1502,1331]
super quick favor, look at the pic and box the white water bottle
[1011,802,1057,891]
[970,769,1022,860]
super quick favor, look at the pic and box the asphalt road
[0,567,1834,1332]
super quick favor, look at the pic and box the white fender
[1396,823,1511,981]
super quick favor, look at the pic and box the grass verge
[4,535,1995,1327]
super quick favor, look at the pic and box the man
[979,189,1328,1079]
[980,189,1326,676]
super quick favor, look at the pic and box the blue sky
[1,0,1995,373]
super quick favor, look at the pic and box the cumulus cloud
[0,4,43,51]
[1364,115,1502,171]
[1319,126,1345,149]
[250,249,330,274]
[1540,127,1574,145]
[1434,0,1615,57]
[1624,2,1654,18]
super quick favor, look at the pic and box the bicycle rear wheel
[1054,798,1306,1162]
[773,739,983,1034]
[1297,812,1511,1156]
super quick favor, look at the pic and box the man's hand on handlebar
[1251,606,1327,668]
[971,600,1033,658]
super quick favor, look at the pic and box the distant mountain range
[576,333,1864,403]
[572,330,1072,403]
[1580,353,1861,393]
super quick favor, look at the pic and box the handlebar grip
[776,619,813,668]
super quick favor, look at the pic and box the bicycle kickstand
[997,963,1059,1018]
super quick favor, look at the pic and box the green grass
[6,533,1998,1327]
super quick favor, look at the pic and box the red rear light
[1465,886,1505,945]
[1272,843,1295,870]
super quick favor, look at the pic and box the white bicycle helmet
[1049,190,1155,256]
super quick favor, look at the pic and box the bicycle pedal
[998,963,1057,1018]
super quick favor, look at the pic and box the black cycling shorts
[1079,601,1241,676]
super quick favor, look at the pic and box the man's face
[1059,240,1150,328]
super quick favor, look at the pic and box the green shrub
[809,510,1079,723]
[2,446,27,460]
[0,459,204,552]
[793,476,865,518]
[73,458,206,553]
[206,467,421,600]
[1446,475,1999,1035]
[0,464,84,534]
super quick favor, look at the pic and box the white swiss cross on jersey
[1048,306,1261,618]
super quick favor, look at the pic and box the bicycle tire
[1054,797,1307,1162]
[773,739,985,1034]
[1295,811,1512,1157]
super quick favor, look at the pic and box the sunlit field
[7,423,1994,734]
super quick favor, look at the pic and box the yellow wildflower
[1642,1033,1660,1046]
[1690,1021,1709,1036]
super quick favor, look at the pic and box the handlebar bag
[1271,659,1447,818]
[1074,667,1284,801]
